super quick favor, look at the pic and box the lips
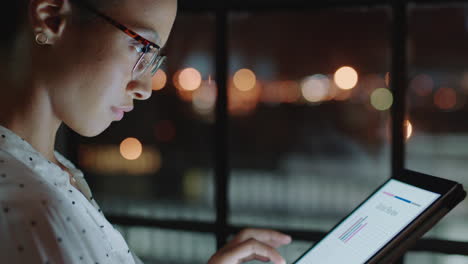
[111,106,134,121]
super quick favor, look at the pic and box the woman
[0,0,292,263]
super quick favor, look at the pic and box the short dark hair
[1,2,28,48]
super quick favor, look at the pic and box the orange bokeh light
[434,87,457,110]
[405,120,413,140]
[120,137,143,160]
[334,66,358,90]
[233,68,257,91]
[152,69,167,91]
[178,68,202,91]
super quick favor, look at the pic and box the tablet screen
[294,179,441,263]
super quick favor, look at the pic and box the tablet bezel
[394,169,457,196]
[292,169,460,264]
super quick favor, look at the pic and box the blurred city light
[193,79,217,115]
[385,72,390,88]
[334,66,358,90]
[79,145,161,175]
[229,79,262,116]
[301,74,330,103]
[233,68,257,91]
[261,81,301,104]
[120,137,143,160]
[410,74,434,97]
[405,120,413,140]
[334,89,352,101]
[152,69,167,91]
[434,87,457,110]
[178,68,202,91]
[370,88,393,111]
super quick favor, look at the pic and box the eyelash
[130,41,144,53]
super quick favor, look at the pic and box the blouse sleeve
[0,157,136,264]
[0,183,119,264]
[0,193,74,263]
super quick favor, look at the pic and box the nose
[127,76,153,100]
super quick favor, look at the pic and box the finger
[229,228,292,249]
[229,238,286,264]
[239,254,270,262]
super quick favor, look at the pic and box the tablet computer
[293,169,466,264]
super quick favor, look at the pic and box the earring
[35,33,48,45]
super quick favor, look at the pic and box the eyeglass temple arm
[70,0,161,49]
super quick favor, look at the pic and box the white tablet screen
[295,179,441,264]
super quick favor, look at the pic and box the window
[60,1,468,263]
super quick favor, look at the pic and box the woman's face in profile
[44,0,177,137]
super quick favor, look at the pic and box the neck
[0,76,62,164]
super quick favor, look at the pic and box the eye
[133,45,144,53]
[130,41,145,53]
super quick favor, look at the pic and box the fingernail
[280,258,287,264]
[285,235,292,243]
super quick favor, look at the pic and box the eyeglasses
[70,0,167,80]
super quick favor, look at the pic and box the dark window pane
[406,4,468,244]
[116,225,216,264]
[227,9,392,231]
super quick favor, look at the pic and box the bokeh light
[385,72,390,88]
[120,137,143,160]
[434,87,457,110]
[178,68,202,91]
[193,79,217,115]
[229,79,262,116]
[261,81,301,104]
[80,145,161,175]
[371,88,393,111]
[152,69,167,91]
[233,68,257,91]
[334,66,358,90]
[385,119,414,142]
[334,89,352,101]
[301,74,330,103]
[405,120,413,140]
[410,74,434,97]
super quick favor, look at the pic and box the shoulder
[0,149,54,204]
[0,182,68,262]
[0,155,73,234]
[0,174,103,263]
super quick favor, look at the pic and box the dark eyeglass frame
[70,0,166,80]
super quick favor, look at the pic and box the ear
[29,0,71,44]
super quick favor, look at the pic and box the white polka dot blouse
[0,125,144,264]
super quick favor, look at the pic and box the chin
[66,119,111,138]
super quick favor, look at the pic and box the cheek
[48,28,135,136]
[52,57,130,136]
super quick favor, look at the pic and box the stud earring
[35,33,48,45]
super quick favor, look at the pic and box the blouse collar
[0,124,102,212]
[0,124,84,185]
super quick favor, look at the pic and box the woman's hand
[208,228,292,264]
